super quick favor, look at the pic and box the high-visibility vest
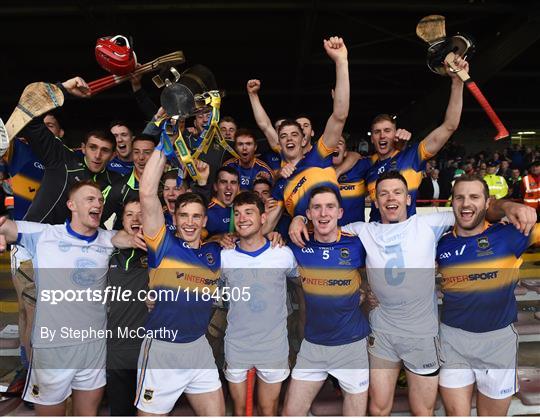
[523,174,540,209]
[484,174,508,200]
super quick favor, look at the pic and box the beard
[459,207,487,230]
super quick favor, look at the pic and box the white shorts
[11,244,32,271]
[225,358,290,384]
[135,336,221,415]
[23,339,106,405]
[439,323,519,399]
[368,330,441,375]
[292,339,369,394]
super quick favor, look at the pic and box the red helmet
[95,35,137,76]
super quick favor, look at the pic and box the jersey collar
[127,169,139,190]
[312,228,342,244]
[234,239,270,257]
[65,219,99,243]
[371,149,400,164]
[210,197,227,208]
[452,220,491,238]
[238,157,256,169]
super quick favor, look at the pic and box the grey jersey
[221,241,297,365]
[16,221,115,348]
[342,212,454,338]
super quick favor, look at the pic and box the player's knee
[369,398,392,416]
[258,403,278,416]
[443,404,468,417]
[215,403,226,416]
[410,404,435,416]
[234,405,245,416]
[282,400,308,416]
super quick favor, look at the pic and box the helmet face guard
[426,34,474,75]
[95,35,137,76]
[159,65,218,118]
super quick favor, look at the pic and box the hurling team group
[0,37,537,417]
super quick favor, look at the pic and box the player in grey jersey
[0,180,140,416]
[221,192,297,416]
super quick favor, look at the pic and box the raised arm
[262,203,284,235]
[139,148,167,238]
[421,56,467,156]
[20,76,90,167]
[246,79,280,151]
[321,37,349,150]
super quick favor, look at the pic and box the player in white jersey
[0,180,140,416]
[221,191,297,416]
[289,170,536,416]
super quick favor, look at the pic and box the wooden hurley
[2,82,64,156]
[416,15,446,44]
[445,52,509,141]
[88,51,185,95]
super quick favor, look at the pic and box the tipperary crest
[143,389,154,402]
[31,384,39,398]
[206,252,215,265]
[476,236,490,250]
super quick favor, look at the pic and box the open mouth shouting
[285,142,297,151]
[89,208,101,223]
[166,199,176,212]
[459,207,474,222]
[377,140,389,153]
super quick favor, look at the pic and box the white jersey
[16,221,115,348]
[221,240,298,365]
[342,212,454,338]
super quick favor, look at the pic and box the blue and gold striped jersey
[437,222,540,332]
[206,198,233,237]
[263,150,282,175]
[108,156,134,176]
[338,158,372,225]
[163,211,176,233]
[365,142,433,222]
[272,140,339,217]
[4,138,44,220]
[144,225,221,343]
[289,231,370,346]
[223,157,274,190]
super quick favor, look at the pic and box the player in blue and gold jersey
[264,36,349,232]
[332,136,371,224]
[365,55,469,222]
[285,186,370,416]
[436,174,539,416]
[223,129,273,190]
[4,138,44,221]
[206,166,240,238]
[136,145,225,416]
